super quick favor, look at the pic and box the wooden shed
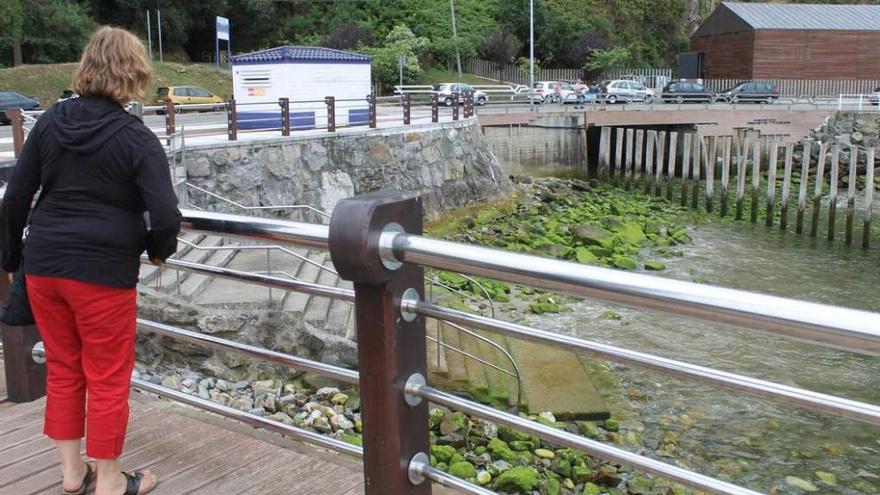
[691,2,880,80]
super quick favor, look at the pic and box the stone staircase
[140,232,355,340]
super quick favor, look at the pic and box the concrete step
[176,244,239,301]
[194,248,286,307]
[159,235,223,291]
[282,252,327,313]
[139,232,205,286]
[303,259,342,325]
[324,278,353,337]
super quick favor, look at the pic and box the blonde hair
[72,26,152,105]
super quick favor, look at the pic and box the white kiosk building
[231,46,372,130]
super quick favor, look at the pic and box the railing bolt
[404,373,425,407]
[407,452,429,485]
[31,341,46,365]
[400,288,420,322]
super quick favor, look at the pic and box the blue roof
[231,46,372,65]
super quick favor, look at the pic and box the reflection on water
[527,221,880,494]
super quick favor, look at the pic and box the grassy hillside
[0,62,233,106]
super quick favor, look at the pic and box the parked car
[598,80,654,104]
[155,86,225,113]
[529,81,575,104]
[0,91,40,124]
[432,83,489,106]
[870,87,880,106]
[717,82,779,104]
[661,81,715,103]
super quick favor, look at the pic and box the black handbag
[1,266,34,326]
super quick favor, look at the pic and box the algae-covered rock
[575,246,598,264]
[572,465,593,483]
[539,478,562,495]
[600,310,622,320]
[488,438,518,463]
[626,476,654,495]
[440,411,469,435]
[644,261,666,271]
[551,458,572,479]
[431,444,457,463]
[574,225,615,248]
[604,418,620,432]
[509,440,532,452]
[814,471,837,486]
[785,476,818,492]
[614,222,648,245]
[429,408,445,430]
[534,448,556,459]
[449,461,477,480]
[476,470,492,485]
[582,482,601,495]
[670,229,693,244]
[493,466,539,492]
[612,254,637,269]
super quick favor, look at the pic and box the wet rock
[440,411,469,435]
[814,471,837,486]
[539,477,561,495]
[315,387,340,401]
[161,375,182,390]
[476,471,492,485]
[644,261,666,271]
[535,448,555,459]
[493,466,539,492]
[573,225,614,247]
[785,476,818,492]
[449,461,476,480]
[437,433,467,449]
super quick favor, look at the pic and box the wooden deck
[0,391,366,495]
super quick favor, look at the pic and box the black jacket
[1,95,181,288]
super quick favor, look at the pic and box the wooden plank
[735,132,749,221]
[780,143,794,231]
[827,144,840,241]
[614,128,624,185]
[864,147,875,249]
[598,126,611,179]
[681,133,692,206]
[796,141,812,234]
[666,131,678,200]
[766,139,779,227]
[811,142,828,238]
[845,145,858,245]
[705,136,716,212]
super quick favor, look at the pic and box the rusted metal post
[0,271,47,402]
[431,94,439,123]
[6,109,25,158]
[325,96,336,133]
[367,94,377,129]
[227,98,238,141]
[328,191,431,495]
[452,92,460,121]
[279,98,291,136]
[403,94,411,125]
[165,100,176,135]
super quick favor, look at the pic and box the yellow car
[155,86,225,113]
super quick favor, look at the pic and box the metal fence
[5,197,880,495]
[703,79,880,98]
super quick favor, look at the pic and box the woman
[1,27,180,495]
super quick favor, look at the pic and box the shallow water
[525,220,880,494]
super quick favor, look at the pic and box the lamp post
[450,0,462,78]
[529,0,535,104]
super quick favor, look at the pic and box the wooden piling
[692,134,702,210]
[705,136,717,212]
[598,126,611,180]
[681,134,692,207]
[614,128,624,186]
[810,142,828,238]
[735,133,749,221]
[624,128,634,190]
[796,141,812,234]
[780,143,794,231]
[766,139,778,227]
[864,147,875,249]
[634,130,644,188]
[827,145,840,241]
[666,131,678,201]
[644,131,655,194]
[654,131,666,197]
[845,145,857,245]
[750,138,762,223]
[721,137,732,217]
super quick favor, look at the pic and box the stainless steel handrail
[186,183,332,219]
[176,236,336,275]
[406,383,762,495]
[407,300,880,426]
[383,232,880,355]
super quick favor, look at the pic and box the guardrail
[7,198,879,495]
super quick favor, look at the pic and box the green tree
[582,46,631,78]
[0,0,26,66]
[0,0,95,66]
[364,24,429,92]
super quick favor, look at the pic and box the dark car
[0,91,40,124]
[718,82,779,104]
[661,81,715,103]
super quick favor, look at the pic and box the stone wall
[184,118,509,220]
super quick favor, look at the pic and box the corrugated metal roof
[723,1,880,31]
[232,46,372,65]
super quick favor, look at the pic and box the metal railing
[7,198,880,495]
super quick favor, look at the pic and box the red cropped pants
[26,275,137,459]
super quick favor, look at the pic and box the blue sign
[216,16,230,41]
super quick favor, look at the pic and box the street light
[529,0,534,105]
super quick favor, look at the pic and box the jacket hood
[45,96,140,154]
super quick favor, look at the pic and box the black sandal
[62,462,94,495]
[122,471,155,495]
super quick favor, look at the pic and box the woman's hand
[150,258,165,267]
[7,273,12,284]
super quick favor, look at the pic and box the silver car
[599,79,655,104]
[433,83,489,106]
